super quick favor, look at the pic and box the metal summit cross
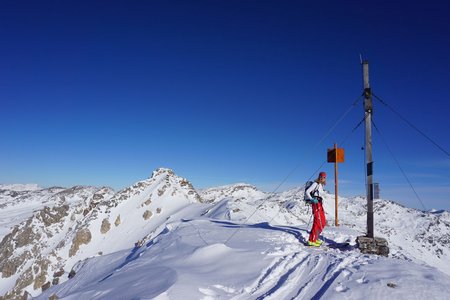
[356,60,389,256]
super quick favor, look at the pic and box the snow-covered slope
[1,170,450,299]
[200,185,450,276]
[336,195,450,275]
[0,168,203,299]
[38,217,450,300]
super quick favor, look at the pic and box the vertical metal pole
[363,61,374,238]
[334,143,339,226]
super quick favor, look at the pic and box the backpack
[303,181,319,204]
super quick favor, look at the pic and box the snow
[1,170,450,299]
[38,217,450,300]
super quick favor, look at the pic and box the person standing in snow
[305,172,327,247]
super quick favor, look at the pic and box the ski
[304,241,351,250]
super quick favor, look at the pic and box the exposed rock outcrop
[143,210,153,220]
[69,229,92,257]
[100,219,111,234]
[114,215,121,226]
[37,205,69,226]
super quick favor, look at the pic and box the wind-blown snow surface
[38,219,450,299]
[2,170,450,299]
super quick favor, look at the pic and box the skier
[305,172,327,247]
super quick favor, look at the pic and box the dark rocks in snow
[92,188,112,200]
[16,267,34,291]
[2,257,28,279]
[357,236,389,256]
[100,218,111,234]
[33,259,50,290]
[52,277,59,286]
[41,281,51,292]
[33,272,47,290]
[0,228,18,277]
[69,228,92,257]
[387,282,397,288]
[0,225,37,279]
[49,293,59,300]
[114,215,121,226]
[157,185,167,197]
[37,205,69,226]
[16,220,40,247]
[53,268,64,278]
[143,210,153,220]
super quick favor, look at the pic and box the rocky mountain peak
[151,167,176,179]
[0,169,205,299]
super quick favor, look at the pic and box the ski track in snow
[32,214,450,300]
[194,220,368,300]
[201,218,445,300]
[249,241,349,299]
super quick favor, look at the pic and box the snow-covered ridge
[0,168,203,299]
[199,183,267,203]
[1,168,450,299]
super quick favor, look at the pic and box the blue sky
[1,1,449,210]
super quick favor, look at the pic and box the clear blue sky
[1,1,449,210]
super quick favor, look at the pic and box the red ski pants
[309,201,326,242]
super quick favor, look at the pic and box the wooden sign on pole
[327,143,344,226]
